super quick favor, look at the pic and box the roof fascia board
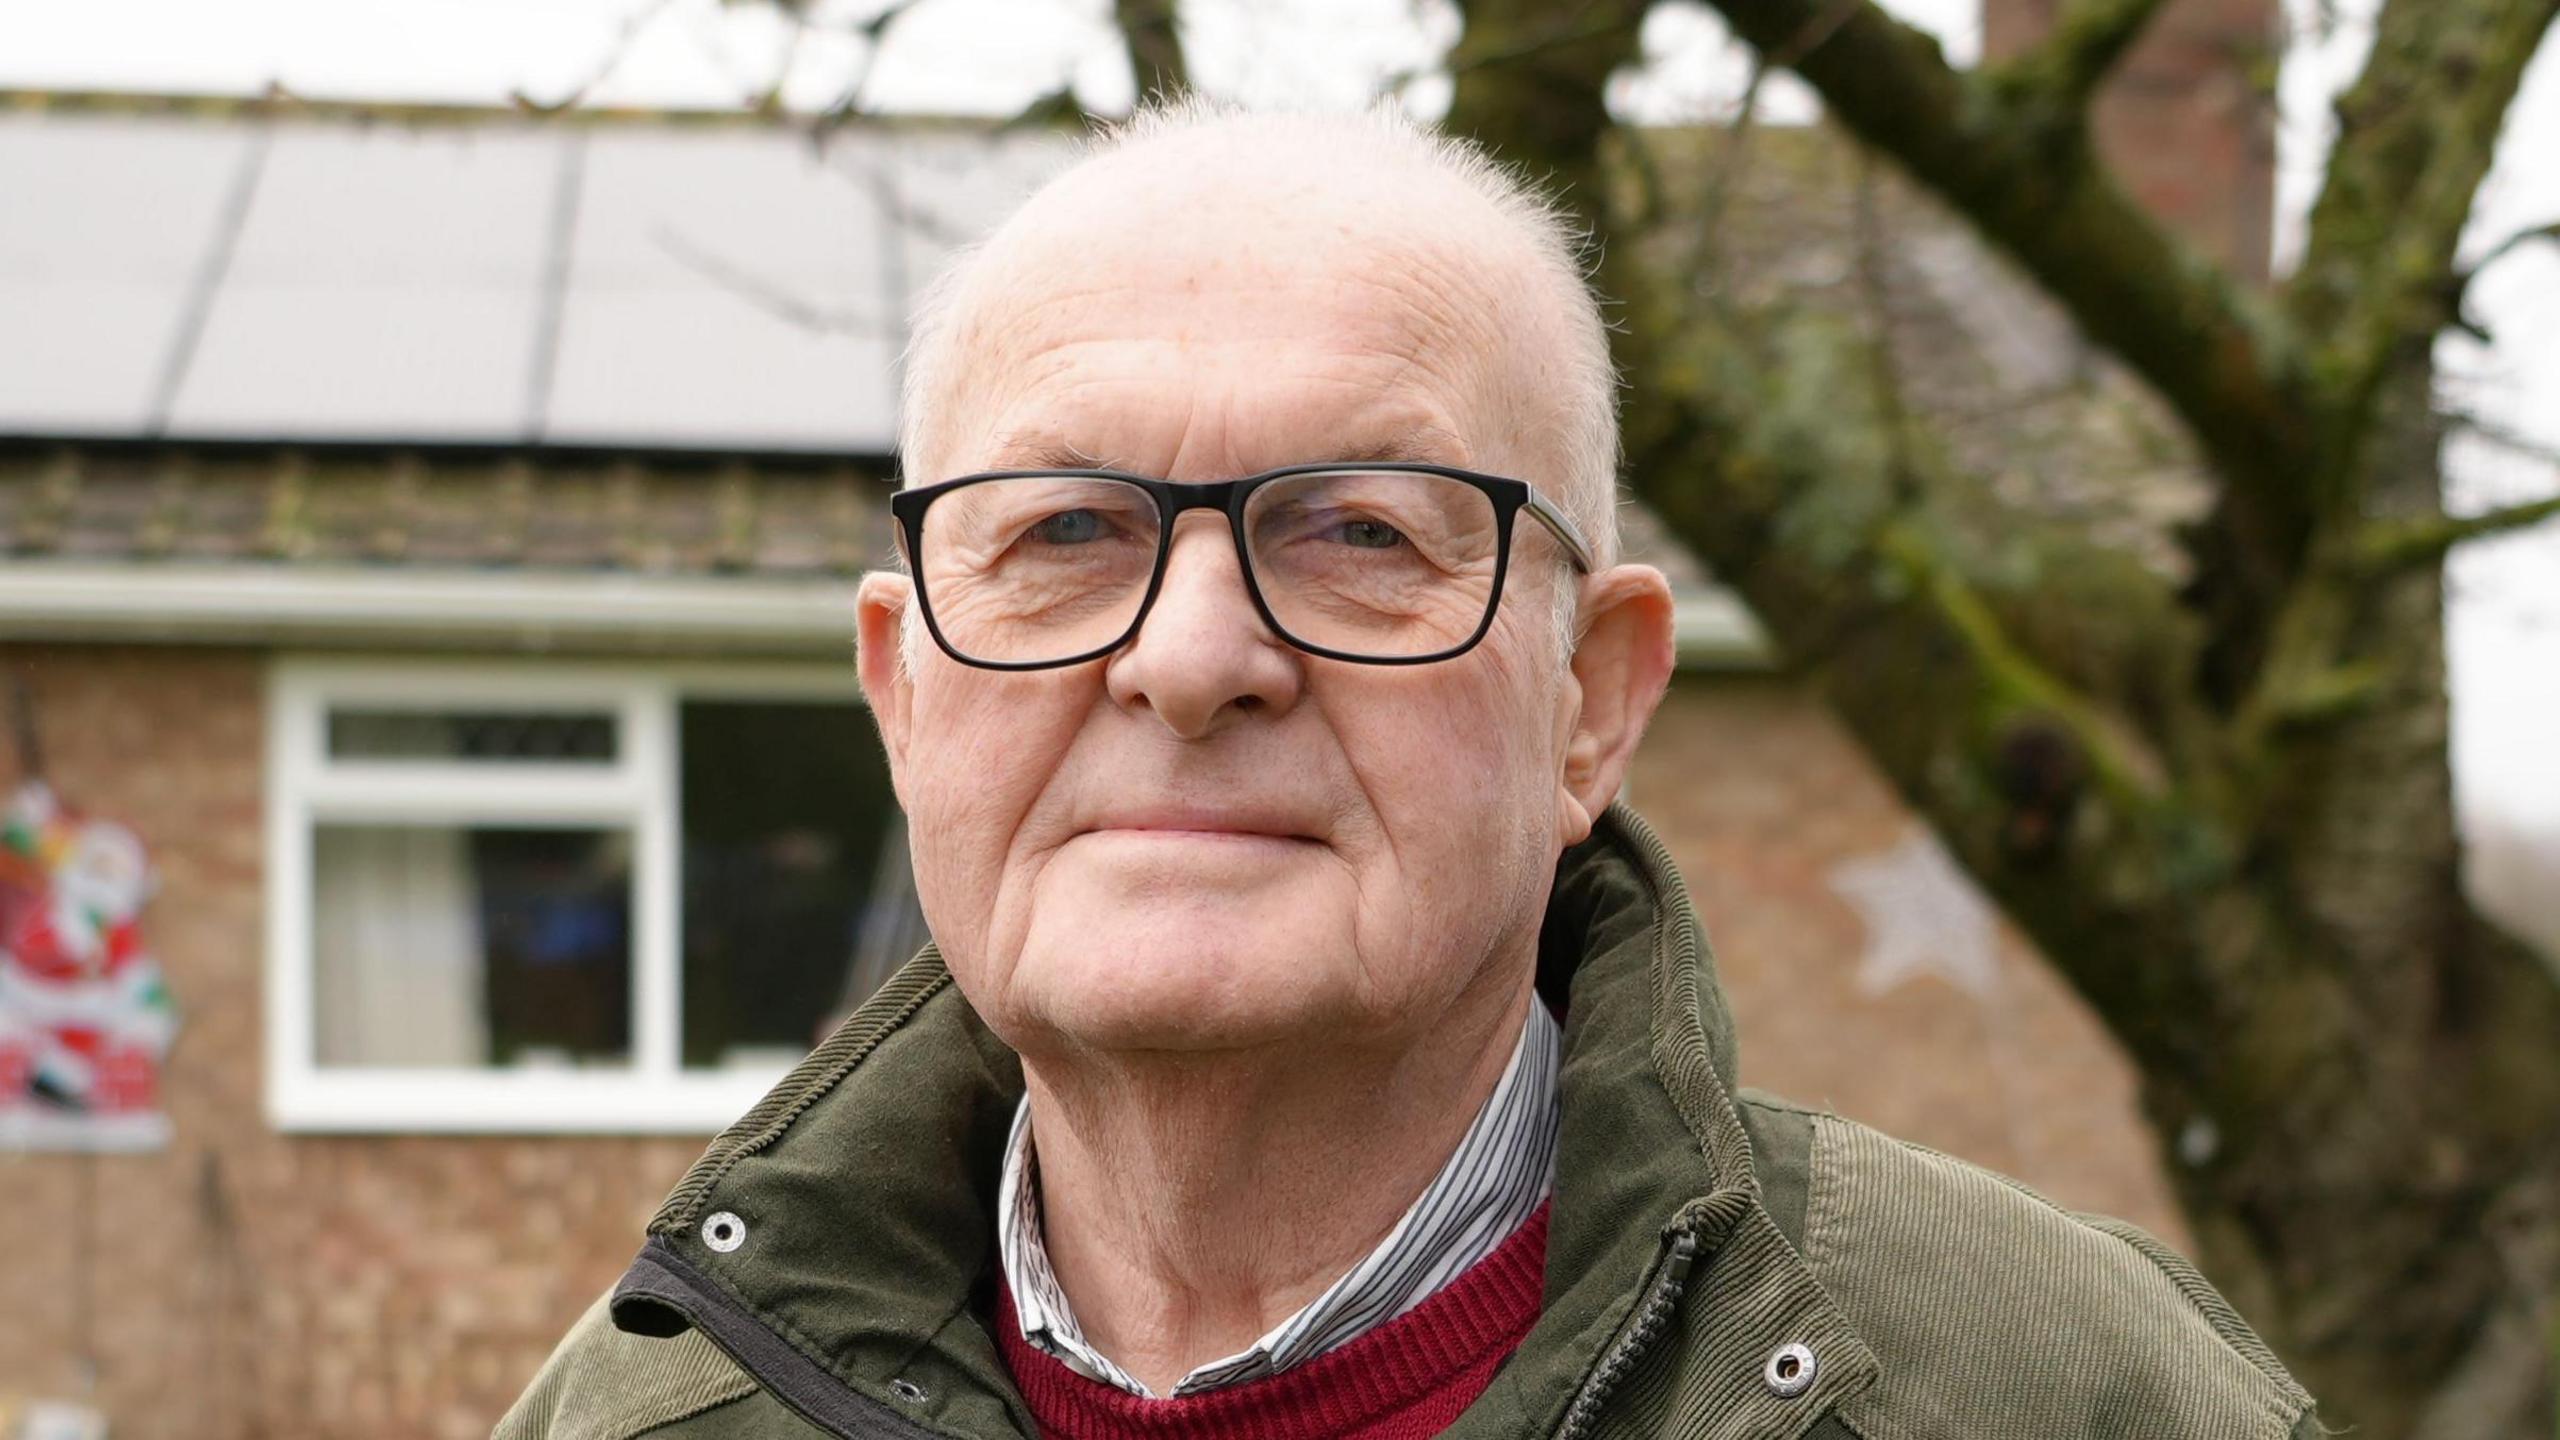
[0,561,858,658]
[1671,586,1775,671]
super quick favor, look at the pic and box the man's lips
[1077,808,1325,843]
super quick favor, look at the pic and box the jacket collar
[608,804,1872,1439]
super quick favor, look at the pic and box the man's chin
[1000,845,1365,1051]
[1030,993,1330,1056]
[1011,938,1355,1052]
[1034,836,1342,929]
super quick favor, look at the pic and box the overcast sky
[1,0,2552,835]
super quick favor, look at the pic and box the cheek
[897,669,1090,968]
[1326,659,1564,938]
[1395,619,1568,814]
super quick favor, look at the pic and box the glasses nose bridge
[1150,477,1253,527]
[1150,499,1258,604]
[1146,476,1258,579]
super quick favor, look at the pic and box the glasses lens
[917,475,1161,664]
[1244,470,1501,659]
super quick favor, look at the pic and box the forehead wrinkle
[950,291,1493,482]
[966,255,1509,457]
[928,152,1574,488]
[981,363,1475,478]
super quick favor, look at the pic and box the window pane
[680,700,921,1069]
[327,707,618,763]
[312,824,632,1068]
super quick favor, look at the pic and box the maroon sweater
[995,1202,1550,1440]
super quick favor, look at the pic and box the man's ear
[1557,563,1678,845]
[856,572,917,789]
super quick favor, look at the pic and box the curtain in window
[313,826,487,1067]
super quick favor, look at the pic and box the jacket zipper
[612,1238,957,1440]
[1554,1224,1702,1440]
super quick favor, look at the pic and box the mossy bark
[1445,0,2560,1432]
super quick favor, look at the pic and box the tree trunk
[1441,3,2560,1431]
[2178,356,2560,1440]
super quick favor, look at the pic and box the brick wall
[0,646,2183,1438]
[0,646,702,1440]
[1631,676,2186,1242]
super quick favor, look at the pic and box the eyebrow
[1331,430,1469,467]
[981,428,1468,475]
[983,436,1116,471]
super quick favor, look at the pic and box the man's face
[858,160,1661,1064]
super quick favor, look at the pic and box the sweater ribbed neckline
[996,1201,1550,1440]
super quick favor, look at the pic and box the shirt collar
[995,999,1563,1398]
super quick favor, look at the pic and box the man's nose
[1104,513,1303,738]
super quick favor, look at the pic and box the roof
[0,91,1063,451]
[0,438,893,655]
[0,442,883,574]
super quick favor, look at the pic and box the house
[0,13,2268,1426]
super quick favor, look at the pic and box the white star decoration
[1827,824,2003,1000]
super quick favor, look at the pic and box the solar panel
[0,109,1064,452]
[166,120,562,440]
[0,115,256,433]
[542,127,909,451]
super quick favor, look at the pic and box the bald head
[897,98,1622,569]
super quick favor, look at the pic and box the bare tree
[1423,0,2560,1434]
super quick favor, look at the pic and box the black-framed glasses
[889,462,1595,670]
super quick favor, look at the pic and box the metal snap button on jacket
[702,1211,747,1253]
[1763,1341,1817,1398]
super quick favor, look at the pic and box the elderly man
[502,101,2318,1440]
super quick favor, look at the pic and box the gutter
[1671,585,1775,671]
[0,560,858,659]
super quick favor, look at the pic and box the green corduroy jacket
[497,805,2321,1440]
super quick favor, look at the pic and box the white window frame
[264,654,873,1134]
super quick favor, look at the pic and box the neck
[1019,972,1536,1395]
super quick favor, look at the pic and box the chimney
[1985,0,2279,283]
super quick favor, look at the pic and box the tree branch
[1113,0,1189,99]
[650,225,892,336]
[2471,218,2560,274]
[1875,520,2173,807]
[1445,11,1649,78]
[511,0,681,114]
[2353,491,2560,572]
[2450,410,2560,467]
[1990,0,2174,105]
[1686,55,1769,257]
[1849,153,1920,507]
[749,14,806,117]
[1449,0,2205,849]
[1441,0,1656,217]
[2451,218,2560,317]
[2285,0,2560,497]
[1692,0,2318,680]
[810,0,938,134]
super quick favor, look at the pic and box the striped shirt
[996,1001,1562,1398]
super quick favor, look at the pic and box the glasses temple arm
[1522,488,1597,573]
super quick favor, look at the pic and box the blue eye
[1334,518,1404,549]
[1030,509,1105,544]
